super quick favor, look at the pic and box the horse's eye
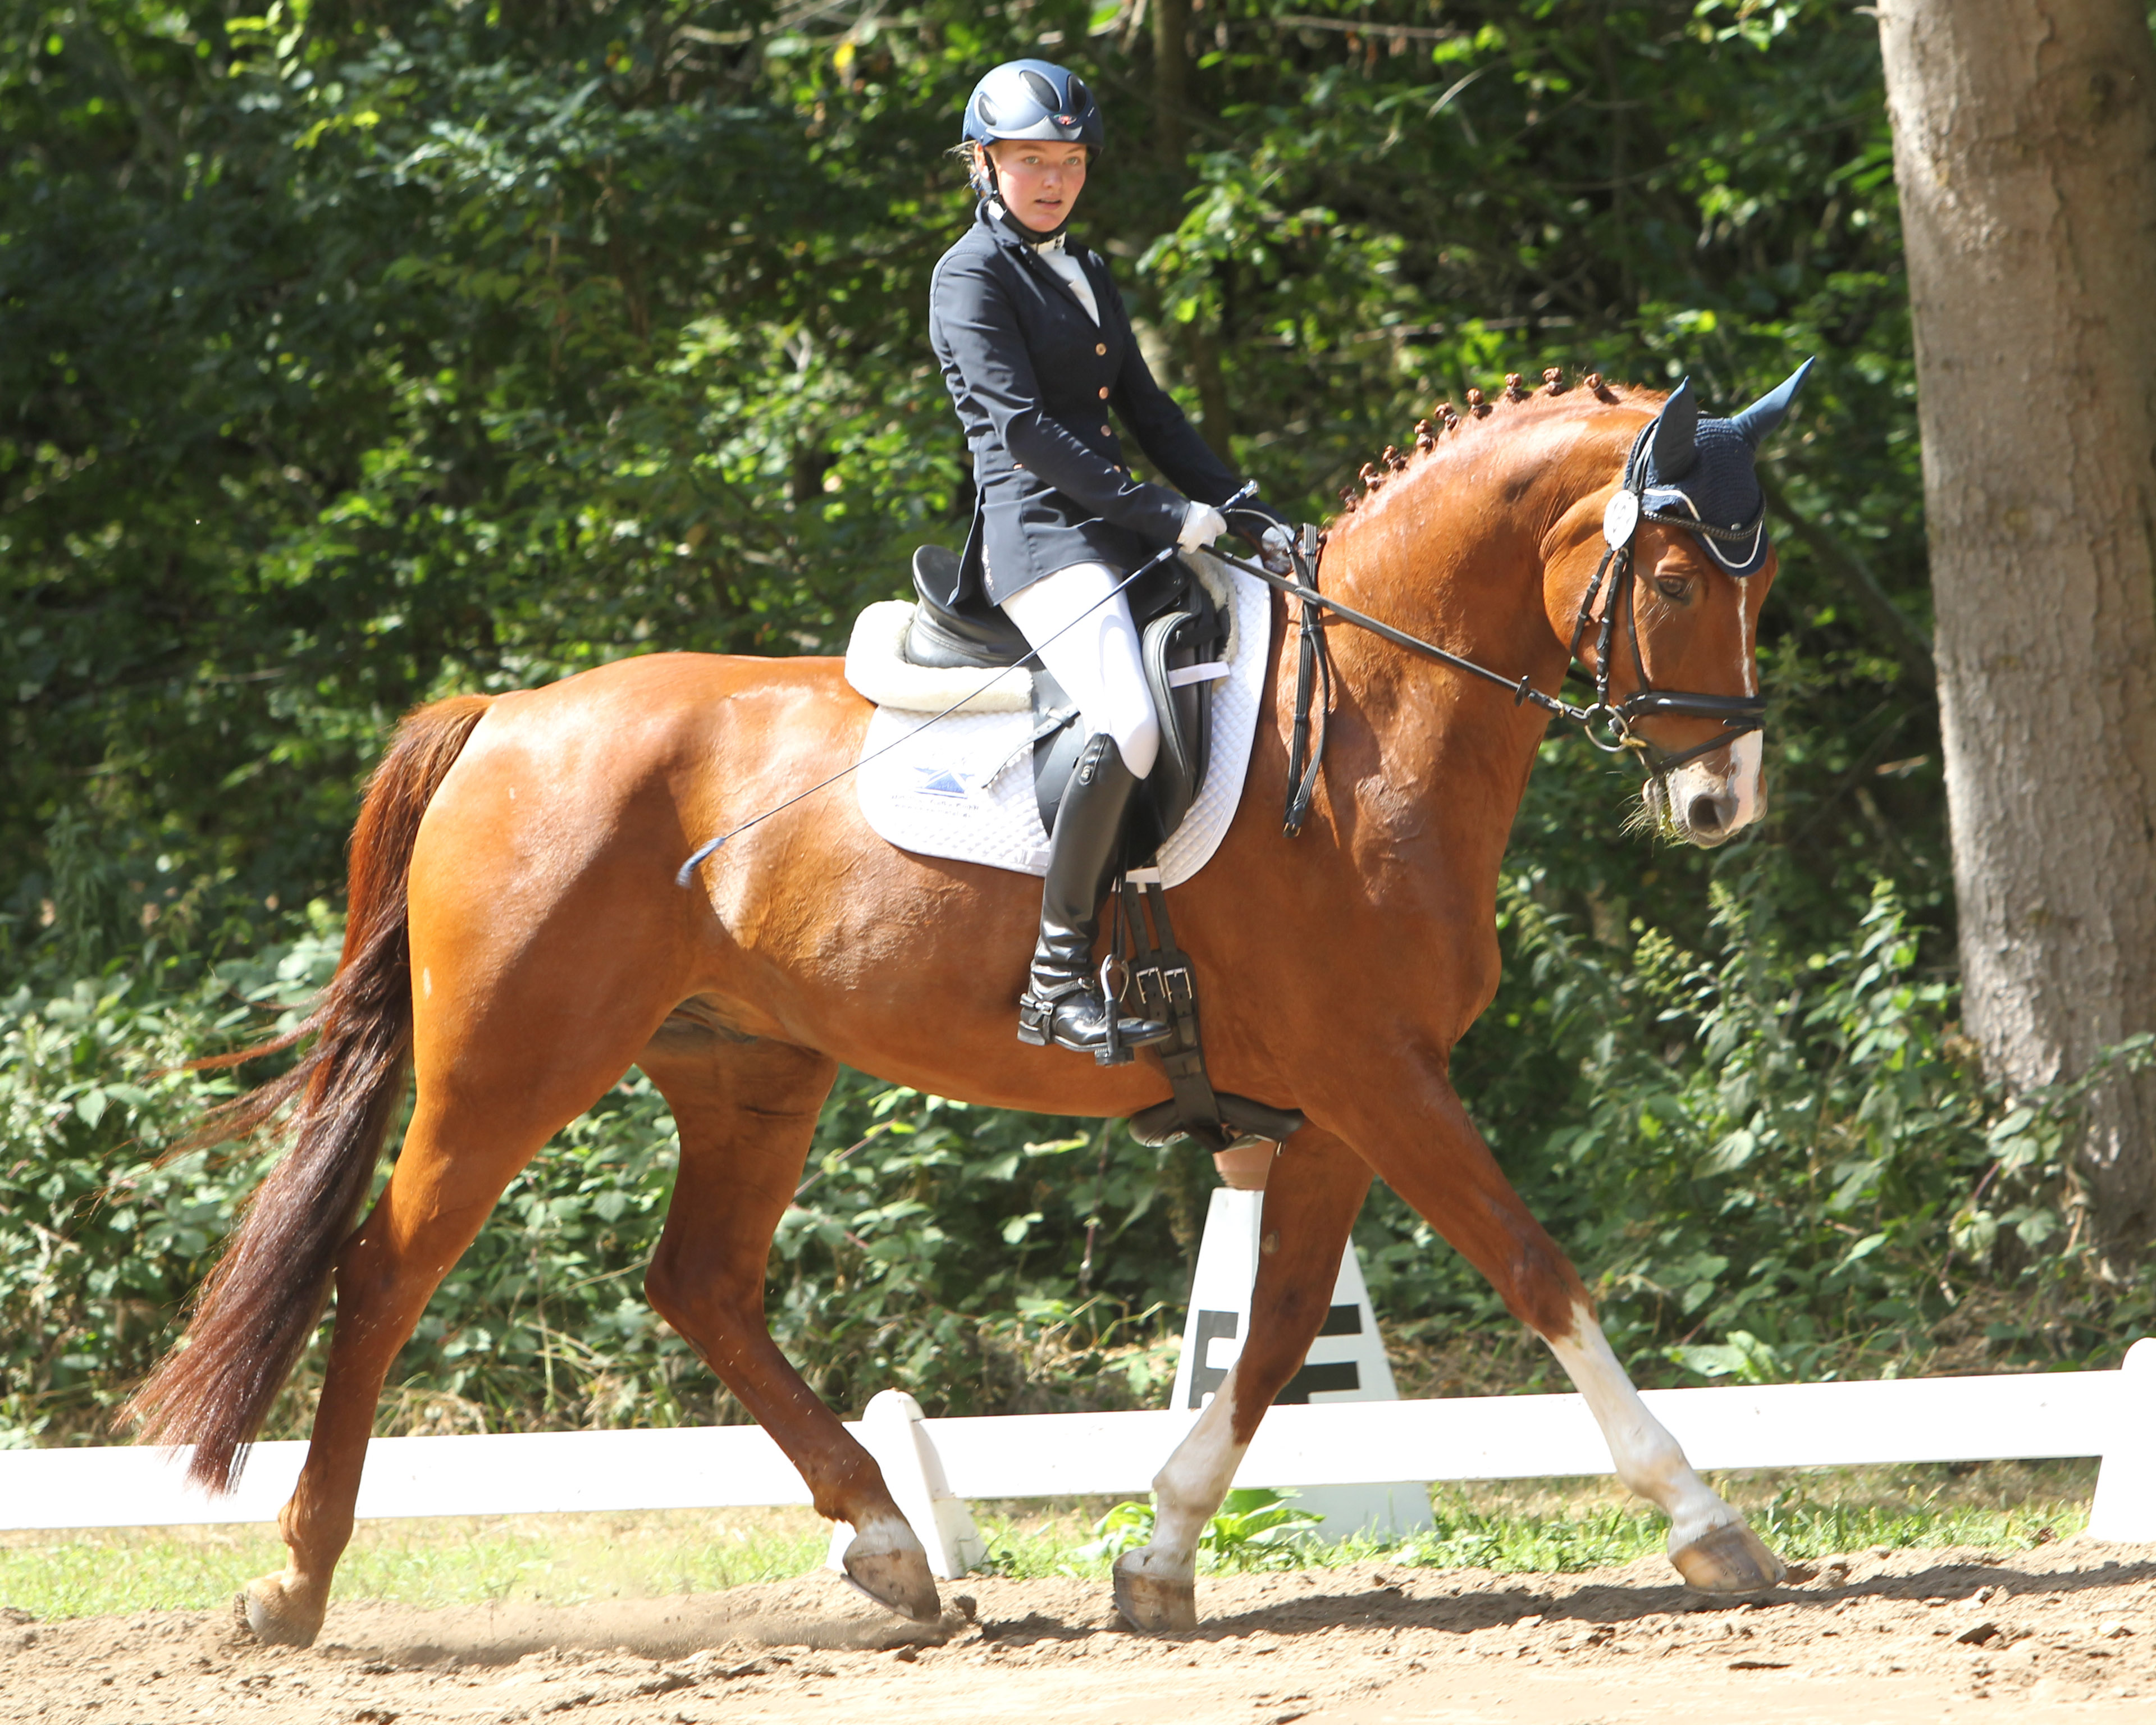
[1655,575,1691,601]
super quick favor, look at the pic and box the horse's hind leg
[640,1035,942,1623]
[240,1087,596,1645]
[1114,1127,1373,1632]
[1335,1073,1785,1595]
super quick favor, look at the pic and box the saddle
[903,546,1304,1156]
[902,545,1224,865]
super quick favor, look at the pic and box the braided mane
[1324,368,1653,539]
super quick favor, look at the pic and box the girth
[1117,875,1307,1155]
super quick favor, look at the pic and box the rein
[1216,430,1767,835]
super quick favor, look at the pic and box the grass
[0,1460,2095,1622]
[1297,1468,2092,1579]
[0,1508,835,1623]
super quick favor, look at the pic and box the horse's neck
[1310,505,1570,888]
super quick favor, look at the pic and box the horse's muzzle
[1648,740,1766,849]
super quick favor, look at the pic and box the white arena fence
[4,1339,2153,1557]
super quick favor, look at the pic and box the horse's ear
[1648,378,1699,480]
[1730,356,1816,449]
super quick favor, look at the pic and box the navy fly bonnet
[1625,359,1815,578]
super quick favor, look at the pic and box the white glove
[1259,522,1295,575]
[1177,500,1228,554]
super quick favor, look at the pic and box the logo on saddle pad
[910,765,977,801]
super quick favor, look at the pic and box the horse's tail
[122,693,495,1490]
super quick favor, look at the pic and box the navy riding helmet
[961,60,1104,201]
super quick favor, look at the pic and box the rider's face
[983,140,1089,232]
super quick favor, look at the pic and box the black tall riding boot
[1017,733,1173,1056]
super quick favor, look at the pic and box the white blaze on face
[1724,582,1765,826]
[1725,729,1764,826]
[1658,582,1766,841]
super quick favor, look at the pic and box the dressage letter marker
[824,1390,986,1582]
[1170,1186,1437,1540]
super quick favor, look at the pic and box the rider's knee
[1117,709,1160,781]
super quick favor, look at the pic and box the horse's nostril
[1687,796,1725,833]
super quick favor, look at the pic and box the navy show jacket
[929,203,1241,608]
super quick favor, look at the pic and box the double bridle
[1219,426,1769,836]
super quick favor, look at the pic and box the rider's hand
[1225,493,1296,572]
[1177,500,1228,554]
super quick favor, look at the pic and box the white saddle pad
[847,553,1269,885]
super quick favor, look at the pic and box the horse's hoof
[842,1539,942,1623]
[1672,1521,1787,1595]
[235,1573,324,1648]
[1113,1552,1198,1633]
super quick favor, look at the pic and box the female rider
[929,59,1293,1058]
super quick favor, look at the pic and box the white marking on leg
[1545,1302,1738,1553]
[1129,1363,1250,1581]
[843,1511,926,1564]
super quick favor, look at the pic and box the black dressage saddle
[901,544,1224,864]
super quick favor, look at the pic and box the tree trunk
[1182,315,1234,454]
[1152,0,1190,161]
[1878,1,2156,1258]
[1150,0,1234,455]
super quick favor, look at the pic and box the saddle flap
[1030,669,1088,834]
[1138,581,1225,840]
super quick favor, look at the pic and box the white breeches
[1001,561,1161,780]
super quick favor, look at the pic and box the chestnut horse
[129,375,1788,1645]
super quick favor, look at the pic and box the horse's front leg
[1114,1127,1373,1632]
[1328,1067,1785,1594]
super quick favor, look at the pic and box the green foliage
[6,1,2152,1450]
[1359,870,2156,1387]
[3,0,1929,925]
[0,974,272,1446]
[1076,1487,1326,1572]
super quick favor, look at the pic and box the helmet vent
[974,92,1002,128]
[1066,76,1091,112]
[1020,69,1061,110]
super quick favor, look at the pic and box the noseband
[1214,426,1768,836]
